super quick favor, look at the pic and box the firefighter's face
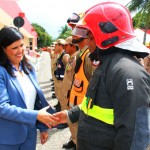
[86,32,96,53]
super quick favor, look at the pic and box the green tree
[127,0,150,44]
[132,12,150,29]
[32,23,53,48]
[57,24,71,39]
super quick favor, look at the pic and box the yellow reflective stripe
[81,97,114,125]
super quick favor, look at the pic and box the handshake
[37,106,68,129]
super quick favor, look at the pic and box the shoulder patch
[126,79,134,90]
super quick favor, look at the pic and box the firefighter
[66,25,93,150]
[61,36,79,111]
[54,2,150,150]
[54,39,69,109]
[54,39,70,129]
[50,42,58,98]
[63,12,100,150]
[62,13,81,149]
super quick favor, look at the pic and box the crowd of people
[0,1,150,150]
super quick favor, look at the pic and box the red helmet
[73,2,135,49]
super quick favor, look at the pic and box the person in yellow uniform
[65,26,92,150]
[63,12,99,150]
[62,13,81,149]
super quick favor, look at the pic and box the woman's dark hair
[0,27,33,76]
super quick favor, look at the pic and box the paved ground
[36,52,72,150]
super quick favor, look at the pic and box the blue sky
[18,0,130,38]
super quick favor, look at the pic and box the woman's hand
[37,106,59,128]
[40,131,48,144]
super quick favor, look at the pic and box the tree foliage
[127,0,150,44]
[32,23,53,48]
[127,0,150,29]
[57,24,72,39]
[132,12,150,29]
[31,23,72,46]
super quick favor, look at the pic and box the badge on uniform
[92,60,100,66]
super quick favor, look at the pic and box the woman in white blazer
[0,27,59,150]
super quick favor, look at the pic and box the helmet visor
[71,27,89,38]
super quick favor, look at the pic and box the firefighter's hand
[53,110,67,124]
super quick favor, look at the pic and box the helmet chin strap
[89,46,100,61]
[93,46,120,57]
[72,37,85,44]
